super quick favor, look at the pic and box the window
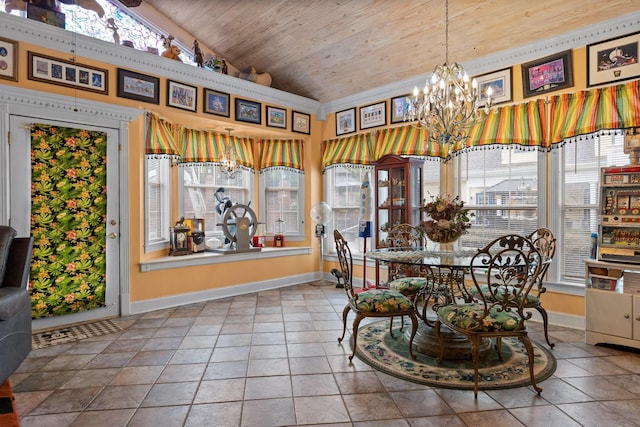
[144,157,171,252]
[259,169,304,239]
[458,148,539,250]
[553,133,627,282]
[324,166,372,254]
[3,0,196,65]
[179,164,253,238]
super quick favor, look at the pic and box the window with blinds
[261,169,304,238]
[458,148,539,249]
[144,157,171,252]
[560,133,627,281]
[179,164,253,237]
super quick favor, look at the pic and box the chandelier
[405,0,492,148]
[221,128,240,178]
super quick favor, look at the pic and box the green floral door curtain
[29,124,108,318]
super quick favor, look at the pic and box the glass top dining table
[365,246,479,267]
[365,246,491,359]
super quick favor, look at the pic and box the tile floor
[9,283,640,427]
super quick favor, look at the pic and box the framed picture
[266,105,286,129]
[336,108,356,136]
[360,101,386,130]
[473,67,512,106]
[28,51,108,94]
[235,98,262,124]
[587,31,640,87]
[521,50,573,98]
[292,111,310,134]
[117,68,159,104]
[167,80,197,112]
[0,37,18,81]
[203,88,230,117]
[390,94,411,124]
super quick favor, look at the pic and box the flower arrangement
[420,194,472,243]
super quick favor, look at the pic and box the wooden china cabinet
[374,154,423,285]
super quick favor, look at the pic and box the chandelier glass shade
[405,0,492,148]
[221,128,240,178]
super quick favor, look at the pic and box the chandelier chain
[445,0,449,63]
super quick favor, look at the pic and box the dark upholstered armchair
[0,225,34,384]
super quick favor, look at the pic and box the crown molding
[0,85,142,124]
[0,13,321,117]
[323,10,640,115]
[4,10,640,120]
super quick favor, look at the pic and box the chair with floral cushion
[334,229,418,361]
[525,227,556,348]
[385,224,430,299]
[434,234,544,398]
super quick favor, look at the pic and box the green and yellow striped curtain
[374,126,433,159]
[322,133,374,171]
[259,139,304,172]
[145,112,180,158]
[465,99,547,151]
[550,79,640,144]
[180,128,254,168]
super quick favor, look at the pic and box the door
[9,116,120,324]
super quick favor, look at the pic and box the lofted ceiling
[136,0,636,103]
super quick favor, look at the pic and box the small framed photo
[28,51,108,94]
[266,105,287,129]
[292,111,310,134]
[235,98,262,124]
[587,31,640,87]
[0,37,18,81]
[473,67,512,106]
[117,68,159,104]
[167,80,197,112]
[360,101,386,130]
[390,94,411,124]
[521,50,573,98]
[203,88,230,117]
[336,108,356,136]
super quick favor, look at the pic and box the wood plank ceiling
[139,0,637,103]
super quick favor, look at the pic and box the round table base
[404,322,492,360]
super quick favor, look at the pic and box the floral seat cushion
[437,303,525,332]
[468,285,539,305]
[352,289,414,313]
[389,277,427,294]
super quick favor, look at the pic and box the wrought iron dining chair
[386,224,430,300]
[434,234,544,398]
[525,227,557,348]
[334,229,419,361]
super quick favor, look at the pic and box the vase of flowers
[420,194,472,243]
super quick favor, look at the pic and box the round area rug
[354,320,556,390]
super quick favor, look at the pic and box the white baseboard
[526,308,585,330]
[129,272,319,315]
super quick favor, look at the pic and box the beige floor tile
[240,397,296,427]
[294,395,351,424]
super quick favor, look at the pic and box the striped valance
[374,126,431,159]
[145,112,180,158]
[550,79,640,144]
[180,128,254,168]
[322,133,374,171]
[259,139,304,172]
[465,99,547,152]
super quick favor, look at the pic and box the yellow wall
[3,37,595,317]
